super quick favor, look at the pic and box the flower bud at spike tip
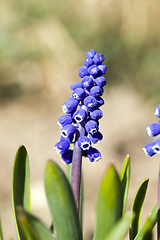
[86,49,96,59]
[93,53,105,65]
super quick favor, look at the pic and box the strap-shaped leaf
[134,217,152,240]
[93,164,124,240]
[45,160,82,240]
[134,203,157,240]
[17,206,56,240]
[104,213,133,240]
[12,145,31,240]
[130,178,149,240]
[120,155,130,215]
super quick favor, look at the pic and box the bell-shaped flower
[95,96,104,107]
[89,131,103,144]
[90,108,103,120]
[57,115,73,128]
[84,96,97,110]
[88,64,100,77]
[94,76,106,87]
[87,147,102,163]
[98,64,107,74]
[60,135,74,143]
[86,49,96,59]
[90,86,103,97]
[72,88,86,101]
[78,66,88,78]
[54,140,70,154]
[155,105,160,118]
[146,122,160,137]
[73,108,87,123]
[143,142,155,156]
[81,76,94,89]
[152,139,160,154]
[62,99,78,114]
[85,120,99,135]
[93,53,105,65]
[78,136,91,151]
[61,124,76,139]
[84,58,94,67]
[61,149,73,164]
[70,82,82,90]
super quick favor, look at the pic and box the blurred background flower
[0,0,160,239]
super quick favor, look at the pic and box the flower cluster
[143,104,160,156]
[54,49,107,164]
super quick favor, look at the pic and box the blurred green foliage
[1,0,160,102]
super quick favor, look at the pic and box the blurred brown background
[0,0,160,239]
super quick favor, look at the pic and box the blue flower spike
[143,104,160,157]
[55,49,107,165]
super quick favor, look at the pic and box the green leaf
[12,145,31,240]
[45,160,82,240]
[17,206,56,240]
[120,154,130,215]
[93,164,124,240]
[134,217,152,240]
[134,203,157,240]
[0,218,3,240]
[130,178,149,240]
[104,213,133,240]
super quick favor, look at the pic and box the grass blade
[12,145,31,240]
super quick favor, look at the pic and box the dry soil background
[0,85,159,239]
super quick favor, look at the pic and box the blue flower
[61,124,76,139]
[87,147,102,163]
[54,140,70,154]
[73,109,87,123]
[72,88,86,101]
[84,96,97,110]
[143,142,155,157]
[146,123,160,137]
[143,104,160,157]
[57,115,73,128]
[78,136,91,151]
[55,49,107,164]
[155,105,160,118]
[85,120,99,135]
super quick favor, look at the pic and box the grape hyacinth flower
[54,49,107,211]
[143,104,160,156]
